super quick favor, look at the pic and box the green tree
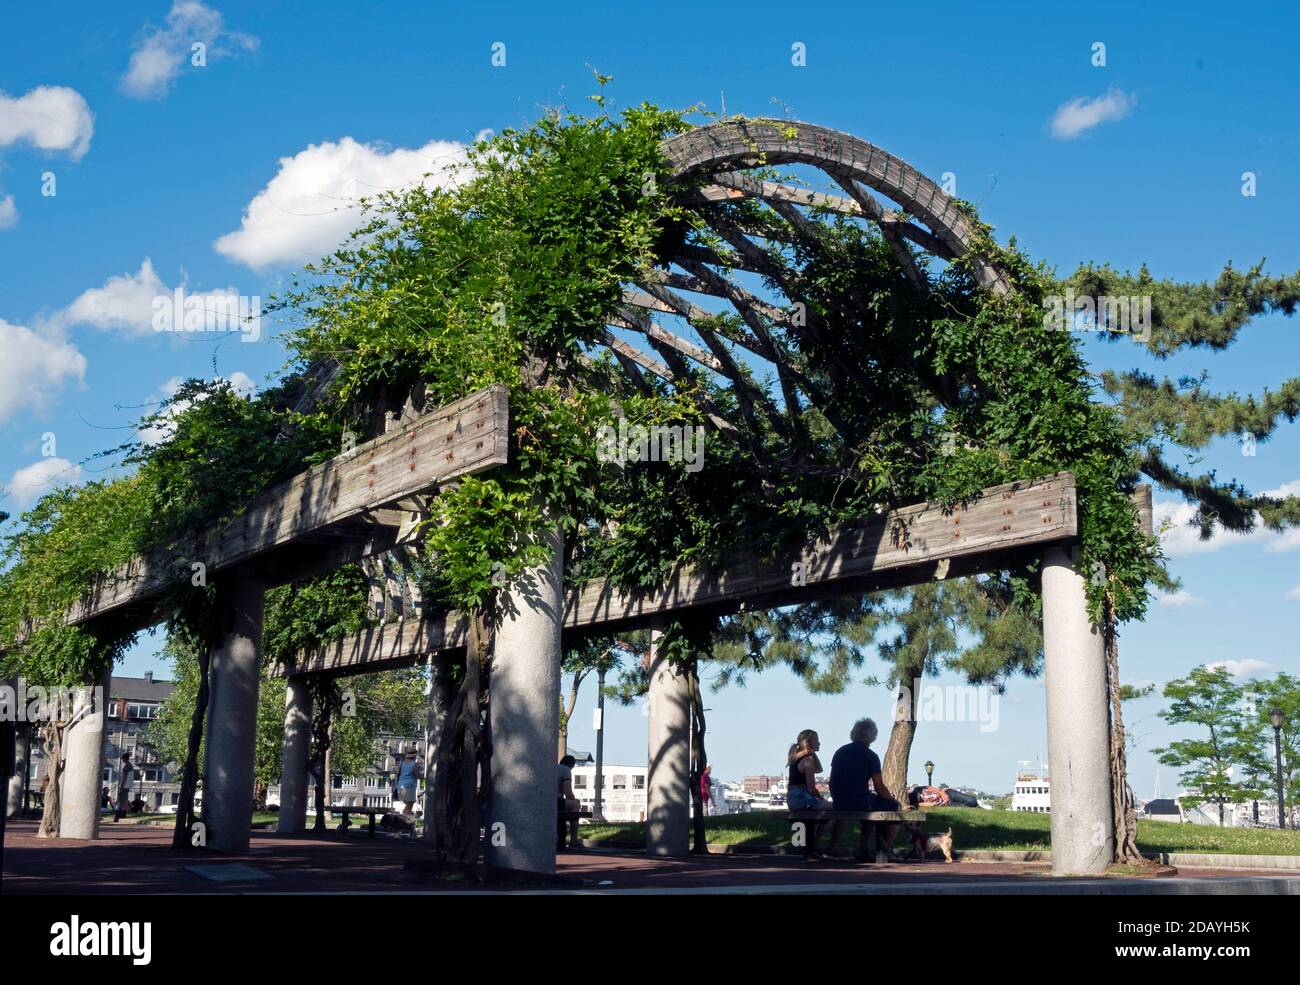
[558,637,625,759]
[1154,666,1262,825]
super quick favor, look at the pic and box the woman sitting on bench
[786,729,832,811]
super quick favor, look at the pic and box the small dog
[904,824,953,863]
[380,812,417,837]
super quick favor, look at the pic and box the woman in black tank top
[786,729,831,811]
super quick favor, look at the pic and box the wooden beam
[6,386,510,649]
[273,611,467,679]
[271,472,1077,678]
[568,472,1076,631]
[707,171,957,259]
[616,305,724,372]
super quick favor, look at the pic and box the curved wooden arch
[659,119,1010,292]
[589,119,1014,447]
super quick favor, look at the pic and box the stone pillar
[7,725,31,817]
[277,676,312,834]
[646,628,691,857]
[203,574,265,853]
[483,527,564,874]
[59,665,112,839]
[1041,544,1114,874]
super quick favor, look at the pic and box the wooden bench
[326,805,390,839]
[557,809,593,850]
[782,809,927,859]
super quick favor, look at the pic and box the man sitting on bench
[556,755,581,850]
[827,717,901,862]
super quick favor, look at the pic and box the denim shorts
[788,786,827,810]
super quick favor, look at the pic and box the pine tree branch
[1060,261,1300,356]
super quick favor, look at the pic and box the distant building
[24,673,179,812]
[571,764,646,822]
[742,774,783,794]
[1010,771,1051,813]
[1142,798,1181,822]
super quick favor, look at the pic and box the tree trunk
[881,656,924,801]
[172,641,213,849]
[429,606,493,863]
[687,657,708,854]
[422,650,457,844]
[309,688,334,833]
[37,722,64,838]
[558,674,584,760]
[323,722,333,812]
[1104,603,1146,864]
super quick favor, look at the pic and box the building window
[573,774,587,789]
[632,775,645,790]
[612,774,627,790]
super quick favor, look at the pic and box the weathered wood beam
[670,243,768,277]
[616,304,724,372]
[4,386,510,649]
[599,328,740,435]
[271,472,1077,678]
[274,611,468,679]
[708,171,957,259]
[569,472,1076,631]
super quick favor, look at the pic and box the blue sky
[2,1,1297,798]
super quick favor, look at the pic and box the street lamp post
[1271,708,1287,829]
[925,760,935,787]
[594,666,607,822]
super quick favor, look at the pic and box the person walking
[113,753,135,822]
[395,746,422,815]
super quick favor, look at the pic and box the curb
[577,840,1300,870]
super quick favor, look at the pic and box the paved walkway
[3,822,1297,894]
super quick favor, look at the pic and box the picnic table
[781,808,927,860]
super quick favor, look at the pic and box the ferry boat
[1010,768,1051,813]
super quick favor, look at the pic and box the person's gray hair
[850,718,878,744]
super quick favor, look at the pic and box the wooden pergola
[9,120,1138,876]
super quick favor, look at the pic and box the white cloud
[0,85,95,160]
[1049,87,1136,140]
[121,1,259,100]
[227,370,256,398]
[0,318,86,424]
[57,259,167,337]
[1204,658,1271,680]
[0,194,15,230]
[1156,493,1300,557]
[5,457,84,509]
[1286,585,1300,600]
[214,136,469,269]
[1156,589,1202,607]
[54,258,256,339]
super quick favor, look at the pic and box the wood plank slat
[14,386,510,642]
[271,472,1078,678]
[567,472,1076,631]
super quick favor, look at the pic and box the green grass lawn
[581,807,1300,857]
